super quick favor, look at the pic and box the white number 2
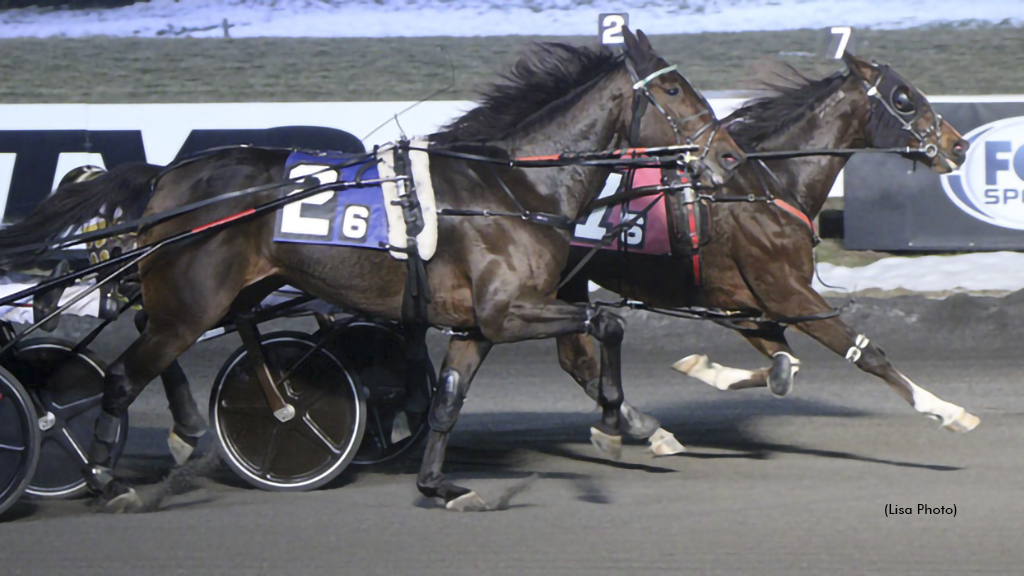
[280,165,338,237]
[340,205,370,240]
[831,26,852,59]
[599,13,628,45]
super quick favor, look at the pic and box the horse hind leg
[134,309,207,465]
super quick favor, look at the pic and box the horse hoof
[768,352,799,397]
[391,412,412,444]
[104,487,143,514]
[590,427,623,460]
[445,491,488,512]
[671,354,706,376]
[167,429,200,466]
[943,410,980,433]
[648,428,686,456]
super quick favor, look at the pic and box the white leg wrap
[672,354,758,391]
[845,334,870,363]
[905,377,978,432]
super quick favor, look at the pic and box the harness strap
[772,199,815,231]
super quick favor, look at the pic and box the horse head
[620,28,745,185]
[842,52,968,173]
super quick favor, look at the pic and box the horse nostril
[953,139,969,157]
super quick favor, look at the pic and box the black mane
[432,43,623,144]
[725,67,848,151]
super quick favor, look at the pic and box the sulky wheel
[0,366,40,517]
[324,322,434,466]
[211,331,366,492]
[6,339,128,500]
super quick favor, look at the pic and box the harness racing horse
[556,52,978,440]
[1,30,744,511]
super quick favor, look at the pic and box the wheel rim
[0,369,39,516]
[329,323,433,465]
[9,342,123,499]
[213,334,364,490]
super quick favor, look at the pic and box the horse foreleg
[759,282,978,432]
[672,324,801,396]
[417,335,492,511]
[134,309,207,465]
[557,334,685,455]
[477,295,629,458]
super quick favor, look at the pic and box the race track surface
[1,295,1022,575]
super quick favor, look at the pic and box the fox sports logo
[942,116,1024,230]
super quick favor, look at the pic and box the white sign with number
[599,13,628,45]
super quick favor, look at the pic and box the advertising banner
[844,97,1024,251]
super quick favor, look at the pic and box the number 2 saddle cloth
[272,141,437,262]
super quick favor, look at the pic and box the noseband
[858,64,942,159]
[623,60,721,177]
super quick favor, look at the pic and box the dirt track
[1,295,1022,575]
[1,27,1020,104]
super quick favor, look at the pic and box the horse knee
[587,308,625,345]
[428,369,471,433]
[850,337,891,375]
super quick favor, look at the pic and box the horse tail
[0,162,162,265]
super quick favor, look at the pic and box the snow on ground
[811,252,1024,296]
[0,0,1020,39]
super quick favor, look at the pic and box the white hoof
[672,354,707,375]
[445,491,488,512]
[391,411,412,444]
[168,430,196,466]
[106,488,142,513]
[648,428,686,456]
[590,427,623,460]
[943,410,980,433]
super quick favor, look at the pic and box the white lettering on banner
[942,116,1024,230]
[0,153,15,221]
[0,96,1020,214]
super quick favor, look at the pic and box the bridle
[856,63,943,160]
[623,58,723,180]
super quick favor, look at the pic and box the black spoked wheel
[0,366,40,518]
[6,339,127,500]
[211,331,366,492]
[325,322,434,466]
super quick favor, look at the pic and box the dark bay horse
[556,53,978,440]
[0,30,745,511]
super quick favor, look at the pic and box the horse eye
[665,87,680,97]
[892,87,915,114]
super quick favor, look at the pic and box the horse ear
[636,29,654,54]
[622,26,641,58]
[842,52,875,79]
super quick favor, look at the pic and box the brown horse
[555,53,978,442]
[0,30,745,511]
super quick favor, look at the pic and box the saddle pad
[273,141,437,261]
[571,168,673,256]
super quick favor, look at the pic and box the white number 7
[831,26,852,59]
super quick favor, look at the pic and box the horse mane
[432,43,623,144]
[725,65,849,151]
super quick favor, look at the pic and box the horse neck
[500,68,631,219]
[756,80,869,219]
